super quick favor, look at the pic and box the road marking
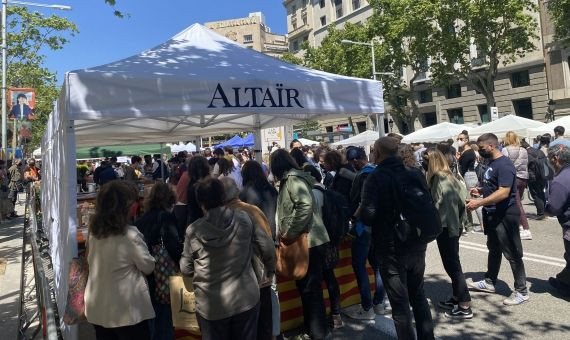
[458,241,566,268]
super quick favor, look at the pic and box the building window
[513,98,533,119]
[448,108,464,124]
[478,105,490,123]
[320,15,327,27]
[352,0,360,10]
[446,83,462,99]
[419,89,433,103]
[511,70,530,88]
[292,40,299,52]
[325,126,333,133]
[243,35,253,43]
[320,0,325,8]
[335,0,343,18]
[356,121,367,132]
[424,112,437,127]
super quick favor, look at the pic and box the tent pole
[253,114,262,164]
[160,142,164,181]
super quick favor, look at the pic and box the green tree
[547,0,570,42]
[430,0,538,112]
[294,120,321,139]
[369,0,439,132]
[5,6,78,150]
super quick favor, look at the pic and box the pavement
[0,201,26,340]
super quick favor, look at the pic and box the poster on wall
[8,88,36,150]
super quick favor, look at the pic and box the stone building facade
[205,12,289,59]
[283,0,566,139]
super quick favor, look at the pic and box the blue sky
[35,0,287,83]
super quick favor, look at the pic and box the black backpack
[314,186,350,246]
[378,167,442,244]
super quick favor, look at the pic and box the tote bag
[276,233,309,280]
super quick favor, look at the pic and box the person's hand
[466,199,482,211]
[469,187,482,197]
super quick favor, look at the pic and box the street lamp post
[1,0,71,159]
[341,39,394,138]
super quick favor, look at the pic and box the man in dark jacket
[345,147,389,320]
[545,144,570,297]
[360,137,434,339]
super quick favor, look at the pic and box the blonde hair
[426,149,453,186]
[504,131,520,147]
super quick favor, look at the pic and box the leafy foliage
[5,6,78,150]
[548,0,570,42]
[430,0,538,108]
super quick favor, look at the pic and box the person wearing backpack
[467,133,529,306]
[361,137,435,340]
[525,139,547,220]
[424,149,473,319]
[135,183,183,340]
[343,147,389,321]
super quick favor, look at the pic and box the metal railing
[18,185,62,340]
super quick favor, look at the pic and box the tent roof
[401,122,470,144]
[332,130,379,147]
[298,138,320,146]
[215,134,244,149]
[527,116,570,137]
[62,24,384,147]
[468,115,545,140]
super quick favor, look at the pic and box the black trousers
[197,302,260,340]
[257,286,273,340]
[528,180,546,216]
[484,205,528,294]
[323,268,341,315]
[378,250,434,340]
[93,320,150,340]
[436,230,471,303]
[557,238,570,288]
[296,244,327,340]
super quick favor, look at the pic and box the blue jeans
[149,301,174,340]
[351,226,385,310]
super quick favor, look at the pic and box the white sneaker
[520,229,532,240]
[344,305,375,320]
[373,300,391,315]
[503,292,529,306]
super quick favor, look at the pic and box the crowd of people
[81,126,570,340]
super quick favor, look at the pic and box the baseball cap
[346,147,366,161]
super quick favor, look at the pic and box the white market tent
[332,129,379,147]
[168,141,197,153]
[40,23,384,338]
[468,114,545,140]
[527,116,570,137]
[401,122,470,144]
[298,138,320,146]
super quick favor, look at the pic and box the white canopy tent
[468,115,545,140]
[168,141,197,153]
[332,129,379,147]
[401,122,471,144]
[298,138,320,146]
[527,116,570,138]
[41,23,384,339]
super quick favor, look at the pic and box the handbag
[276,233,309,280]
[169,275,200,332]
[63,257,88,325]
[151,212,179,304]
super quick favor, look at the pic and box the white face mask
[457,140,466,148]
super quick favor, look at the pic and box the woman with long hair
[135,183,182,340]
[502,131,532,240]
[186,156,211,226]
[240,160,278,239]
[85,181,155,339]
[270,149,330,339]
[424,149,473,319]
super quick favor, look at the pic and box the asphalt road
[425,198,570,340]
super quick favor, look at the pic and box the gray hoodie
[180,206,274,321]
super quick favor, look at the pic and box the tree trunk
[348,117,358,134]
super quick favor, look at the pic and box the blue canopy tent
[214,134,244,149]
[242,133,254,147]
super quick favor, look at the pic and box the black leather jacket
[360,157,427,256]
